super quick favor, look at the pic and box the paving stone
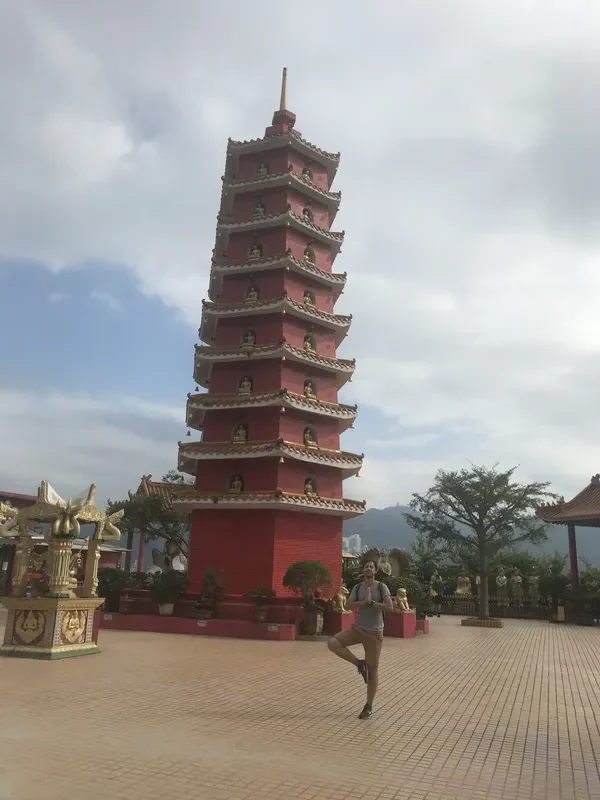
[1,610,600,799]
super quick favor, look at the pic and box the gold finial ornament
[280,66,288,111]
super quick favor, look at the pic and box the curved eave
[185,389,357,432]
[221,171,341,218]
[536,507,600,528]
[208,255,346,302]
[193,342,355,389]
[199,297,351,346]
[172,491,365,519]
[178,440,363,477]
[227,132,340,181]
[216,211,344,253]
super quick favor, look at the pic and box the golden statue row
[0,481,124,660]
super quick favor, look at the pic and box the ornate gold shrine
[0,480,123,660]
[1,596,104,659]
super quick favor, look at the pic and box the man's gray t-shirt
[349,581,391,633]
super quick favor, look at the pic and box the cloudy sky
[2,0,600,508]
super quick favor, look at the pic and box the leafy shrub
[283,560,332,604]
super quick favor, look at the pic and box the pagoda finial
[280,67,288,111]
[267,67,296,135]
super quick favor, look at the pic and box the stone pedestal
[324,610,355,635]
[384,610,416,638]
[1,596,104,659]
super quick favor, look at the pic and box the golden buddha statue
[303,335,314,352]
[303,428,317,448]
[229,475,243,492]
[303,291,315,306]
[233,425,248,444]
[245,286,259,303]
[303,248,315,264]
[304,478,316,496]
[238,376,253,394]
[302,166,313,182]
[304,380,316,399]
[249,243,262,260]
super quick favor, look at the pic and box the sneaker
[357,659,369,684]
[358,703,372,719]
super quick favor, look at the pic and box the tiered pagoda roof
[172,485,365,519]
[199,296,352,344]
[208,253,347,302]
[194,341,355,388]
[180,69,364,523]
[186,389,357,431]
[178,439,363,477]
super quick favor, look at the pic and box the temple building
[174,69,365,596]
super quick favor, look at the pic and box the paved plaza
[2,611,600,800]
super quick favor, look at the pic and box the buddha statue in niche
[304,478,317,496]
[232,424,248,444]
[245,285,259,303]
[304,380,317,399]
[238,376,253,394]
[249,243,262,260]
[229,475,244,492]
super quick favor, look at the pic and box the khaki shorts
[334,624,383,668]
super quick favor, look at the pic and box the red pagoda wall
[188,508,342,596]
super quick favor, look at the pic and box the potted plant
[244,586,276,622]
[193,566,225,620]
[283,560,332,635]
[97,567,133,612]
[149,570,189,616]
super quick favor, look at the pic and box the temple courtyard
[1,611,600,800]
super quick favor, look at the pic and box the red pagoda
[174,69,365,597]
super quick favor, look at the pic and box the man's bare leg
[366,666,378,707]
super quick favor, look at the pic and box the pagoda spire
[267,67,296,134]
[279,66,288,111]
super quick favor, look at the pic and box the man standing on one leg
[327,553,393,719]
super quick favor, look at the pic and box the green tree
[162,469,193,486]
[405,464,556,619]
[107,469,190,562]
[283,560,332,605]
[411,533,444,583]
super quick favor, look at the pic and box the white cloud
[0,388,183,505]
[90,288,122,311]
[3,1,600,507]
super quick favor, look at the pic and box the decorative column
[567,523,579,586]
[12,535,33,597]
[83,539,102,598]
[47,538,76,598]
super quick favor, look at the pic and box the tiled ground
[1,610,600,800]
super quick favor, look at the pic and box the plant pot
[158,603,175,616]
[253,605,268,622]
[301,604,324,636]
[119,597,136,615]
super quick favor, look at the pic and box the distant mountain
[344,504,600,563]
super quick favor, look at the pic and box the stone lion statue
[331,584,352,614]
[395,587,410,612]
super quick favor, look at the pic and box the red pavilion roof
[536,474,600,527]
